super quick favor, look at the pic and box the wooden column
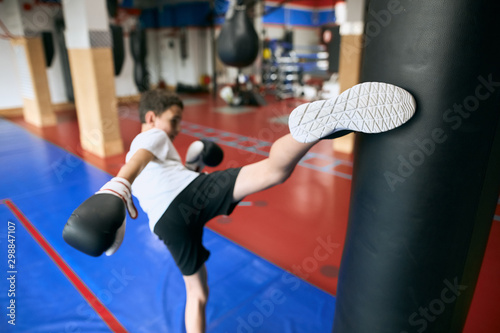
[338,35,364,93]
[10,37,56,127]
[334,34,364,154]
[67,48,123,156]
[334,0,365,154]
[63,0,123,157]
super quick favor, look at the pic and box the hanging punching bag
[106,0,118,18]
[54,15,74,102]
[41,31,55,68]
[130,28,147,63]
[217,1,259,68]
[130,28,149,92]
[333,1,500,332]
[110,24,125,76]
[133,63,149,92]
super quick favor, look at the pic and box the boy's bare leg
[233,134,316,202]
[181,136,313,331]
[183,265,209,333]
[233,82,417,202]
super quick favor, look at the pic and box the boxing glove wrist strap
[97,177,138,219]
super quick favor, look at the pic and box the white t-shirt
[126,128,199,231]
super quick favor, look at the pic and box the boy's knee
[270,168,292,186]
[187,287,209,305]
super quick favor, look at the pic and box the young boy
[66,83,416,332]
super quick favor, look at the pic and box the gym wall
[0,0,140,111]
[137,1,214,88]
[0,39,23,110]
[0,0,340,111]
[143,28,212,89]
[262,1,336,56]
[137,0,339,87]
[0,2,67,110]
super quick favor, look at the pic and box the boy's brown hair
[138,90,184,123]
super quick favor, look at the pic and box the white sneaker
[288,82,416,143]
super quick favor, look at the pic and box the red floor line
[2,199,127,333]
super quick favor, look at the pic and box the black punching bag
[110,24,125,76]
[130,28,149,92]
[217,1,259,68]
[333,1,500,333]
[54,15,74,102]
[41,31,55,68]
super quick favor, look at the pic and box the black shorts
[153,168,241,276]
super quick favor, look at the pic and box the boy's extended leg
[233,134,315,202]
[183,265,209,333]
[233,82,416,202]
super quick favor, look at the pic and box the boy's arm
[116,148,155,184]
[95,148,154,220]
[62,149,155,257]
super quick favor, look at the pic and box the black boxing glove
[185,139,224,172]
[63,177,137,256]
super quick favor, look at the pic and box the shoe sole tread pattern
[289,82,416,143]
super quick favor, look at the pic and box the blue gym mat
[0,118,335,332]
